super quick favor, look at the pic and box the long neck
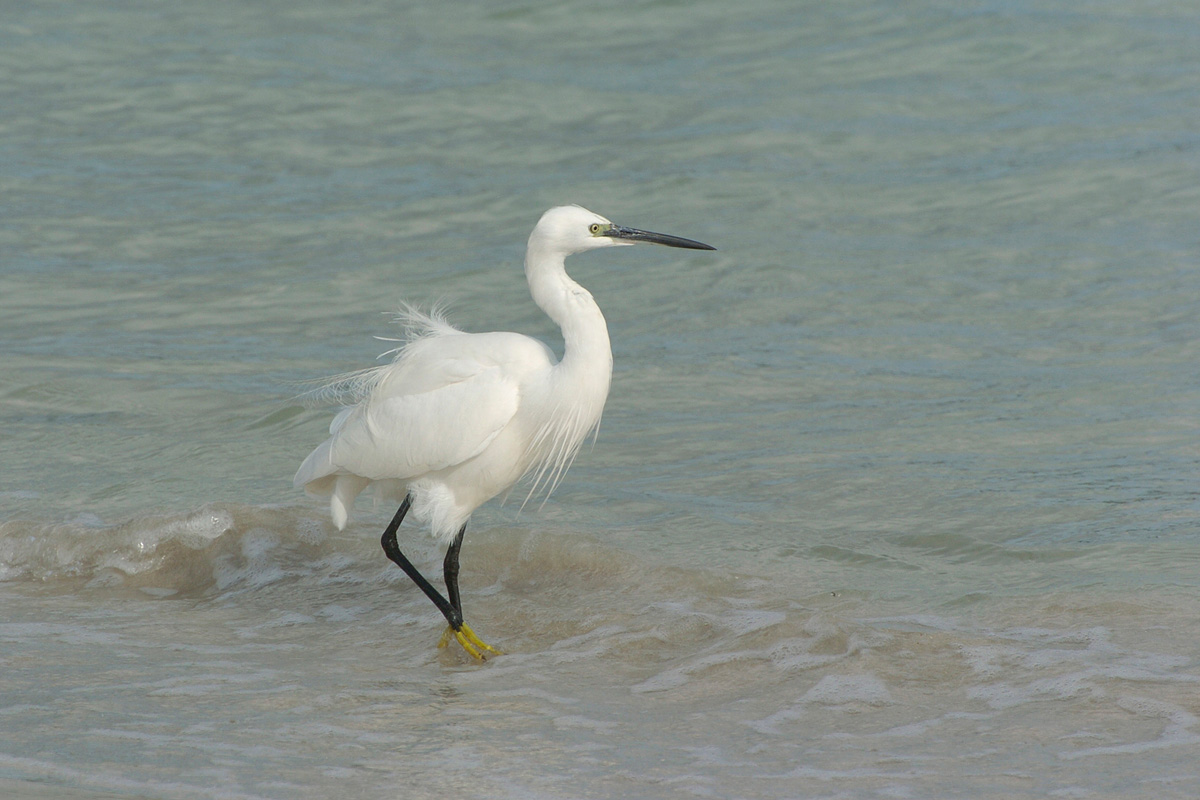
[525,246,613,376]
[519,237,614,500]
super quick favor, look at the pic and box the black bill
[604,224,716,251]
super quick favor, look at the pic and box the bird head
[530,205,716,258]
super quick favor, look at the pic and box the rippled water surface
[3,1,1200,798]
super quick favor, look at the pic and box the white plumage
[295,206,622,542]
[292,205,714,658]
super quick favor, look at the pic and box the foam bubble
[802,673,893,706]
[1061,696,1200,758]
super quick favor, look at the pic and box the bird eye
[589,223,601,234]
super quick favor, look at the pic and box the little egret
[294,205,715,659]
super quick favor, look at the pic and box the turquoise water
[3,1,1200,797]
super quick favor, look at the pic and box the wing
[294,331,554,491]
[294,366,520,488]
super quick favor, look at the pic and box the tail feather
[330,475,370,530]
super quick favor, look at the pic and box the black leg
[380,495,462,630]
[443,524,467,620]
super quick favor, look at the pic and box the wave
[0,504,736,605]
[0,505,334,594]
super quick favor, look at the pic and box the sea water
[3,1,1200,797]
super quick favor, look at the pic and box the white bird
[294,205,715,659]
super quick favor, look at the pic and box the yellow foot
[437,622,503,660]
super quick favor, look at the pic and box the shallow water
[4,1,1200,798]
